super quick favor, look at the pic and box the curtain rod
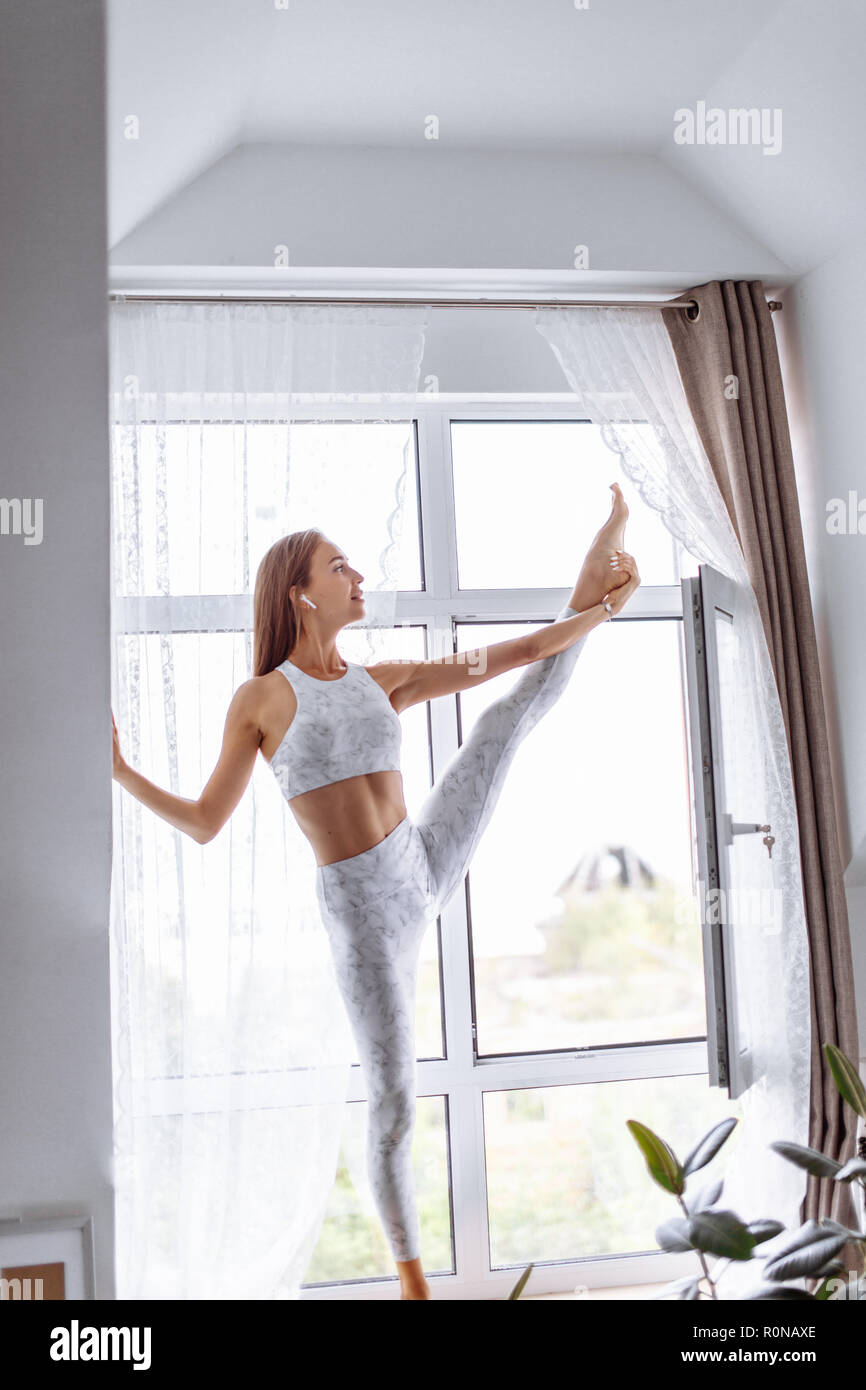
[108,293,783,317]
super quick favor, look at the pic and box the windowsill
[523,1279,684,1300]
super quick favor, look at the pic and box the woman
[112,481,640,1300]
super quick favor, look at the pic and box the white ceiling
[107,0,865,274]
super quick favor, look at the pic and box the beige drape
[665,280,861,1268]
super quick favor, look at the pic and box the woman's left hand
[111,710,127,780]
[607,548,633,589]
[603,551,640,615]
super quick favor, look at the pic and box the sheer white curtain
[109,300,429,1299]
[535,306,811,1296]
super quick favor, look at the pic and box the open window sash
[682,564,777,1099]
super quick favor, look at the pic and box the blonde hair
[252,528,324,677]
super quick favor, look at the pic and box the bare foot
[569,481,630,611]
[399,1285,432,1300]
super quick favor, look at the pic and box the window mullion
[417,404,493,1282]
[415,405,457,605]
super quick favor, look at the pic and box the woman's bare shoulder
[245,670,298,760]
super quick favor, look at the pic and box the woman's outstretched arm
[383,601,610,713]
[112,682,262,844]
[378,553,641,714]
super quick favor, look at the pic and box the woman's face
[302,538,365,618]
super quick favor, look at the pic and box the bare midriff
[259,663,408,866]
[286,770,408,866]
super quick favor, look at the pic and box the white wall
[0,0,114,1297]
[111,142,787,275]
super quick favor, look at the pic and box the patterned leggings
[314,603,588,1263]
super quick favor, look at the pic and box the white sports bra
[267,657,403,802]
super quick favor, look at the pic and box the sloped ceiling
[108,0,863,275]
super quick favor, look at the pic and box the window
[115,401,742,1297]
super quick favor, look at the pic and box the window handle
[726,817,775,859]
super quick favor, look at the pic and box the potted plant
[508,1043,866,1300]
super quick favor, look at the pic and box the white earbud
[300,594,317,609]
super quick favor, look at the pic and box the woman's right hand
[111,710,127,780]
[603,550,640,616]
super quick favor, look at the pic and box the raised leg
[415,602,589,917]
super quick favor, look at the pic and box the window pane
[269,421,422,594]
[455,616,706,1056]
[115,629,258,1079]
[451,420,698,589]
[484,1076,742,1266]
[114,419,421,595]
[304,1095,451,1283]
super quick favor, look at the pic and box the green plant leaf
[687,1209,756,1260]
[757,1219,850,1280]
[763,1233,850,1282]
[824,1042,866,1119]
[655,1217,694,1252]
[682,1117,738,1176]
[769,1141,842,1178]
[626,1120,684,1195]
[764,1218,831,1256]
[810,1216,866,1240]
[746,1219,786,1245]
[507,1262,534,1299]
